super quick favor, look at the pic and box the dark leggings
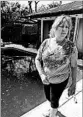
[44,78,69,108]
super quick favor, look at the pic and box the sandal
[56,111,66,117]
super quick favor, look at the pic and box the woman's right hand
[40,74,49,85]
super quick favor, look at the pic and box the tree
[1,1,29,43]
[1,1,10,27]
[48,1,62,9]
[1,1,21,27]
[28,1,33,13]
[38,4,48,12]
[34,1,39,12]
[20,6,29,17]
[1,1,30,28]
[37,1,62,13]
[60,1,62,5]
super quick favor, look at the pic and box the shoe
[56,111,66,117]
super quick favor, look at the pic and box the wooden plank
[41,19,43,42]
[1,44,37,57]
[1,44,37,53]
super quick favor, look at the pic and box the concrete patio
[21,78,82,117]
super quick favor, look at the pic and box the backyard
[1,56,83,117]
[1,56,46,117]
[1,1,83,117]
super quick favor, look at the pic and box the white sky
[20,1,72,7]
[10,1,72,10]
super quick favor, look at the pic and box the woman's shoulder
[67,40,78,53]
[40,38,50,48]
[38,38,50,52]
[42,38,49,45]
[62,40,75,55]
[66,40,74,46]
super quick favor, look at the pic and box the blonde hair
[49,15,72,39]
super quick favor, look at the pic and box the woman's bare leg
[50,108,58,117]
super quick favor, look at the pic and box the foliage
[2,56,36,79]
[1,1,62,27]
[47,1,62,9]
[38,4,48,12]
[1,1,29,28]
[37,1,62,12]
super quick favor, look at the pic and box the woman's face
[55,20,69,41]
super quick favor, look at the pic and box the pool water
[1,57,46,117]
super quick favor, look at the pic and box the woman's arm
[35,55,49,84]
[68,46,78,96]
[71,46,78,85]
[35,40,46,76]
[35,40,49,84]
[35,51,45,76]
[71,65,77,86]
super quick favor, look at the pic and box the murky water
[1,56,46,117]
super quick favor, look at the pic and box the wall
[76,18,83,53]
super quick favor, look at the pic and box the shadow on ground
[1,66,46,117]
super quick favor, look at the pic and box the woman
[35,15,78,117]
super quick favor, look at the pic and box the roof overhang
[23,1,83,19]
[26,9,83,19]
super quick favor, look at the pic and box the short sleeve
[70,46,78,67]
[35,39,48,76]
[35,39,48,61]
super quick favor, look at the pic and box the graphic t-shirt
[35,38,78,84]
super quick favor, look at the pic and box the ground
[1,58,83,117]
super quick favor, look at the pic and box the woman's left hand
[68,84,76,97]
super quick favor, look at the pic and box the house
[25,1,83,58]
